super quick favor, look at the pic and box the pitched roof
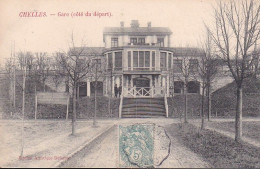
[70,47,205,57]
[103,27,172,35]
[69,47,105,56]
[161,47,205,57]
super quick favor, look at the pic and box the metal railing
[123,87,165,97]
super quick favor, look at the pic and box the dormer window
[111,38,118,47]
[157,38,164,47]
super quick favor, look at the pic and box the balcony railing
[123,87,165,97]
[107,67,161,72]
[126,42,163,47]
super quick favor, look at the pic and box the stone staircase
[121,97,166,118]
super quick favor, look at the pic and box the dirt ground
[0,120,114,167]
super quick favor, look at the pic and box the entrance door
[133,77,150,96]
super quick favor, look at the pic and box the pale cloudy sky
[0,0,217,65]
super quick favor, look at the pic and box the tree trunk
[13,67,16,114]
[110,72,113,116]
[201,85,205,129]
[93,82,97,126]
[20,67,26,157]
[108,96,111,117]
[207,85,211,121]
[184,84,188,123]
[72,85,77,135]
[235,86,243,142]
[43,82,46,92]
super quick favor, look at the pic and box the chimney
[147,22,151,28]
[130,20,139,28]
[120,21,124,28]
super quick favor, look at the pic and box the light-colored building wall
[104,34,170,48]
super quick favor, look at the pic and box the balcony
[107,67,162,74]
[123,67,161,74]
[126,42,163,47]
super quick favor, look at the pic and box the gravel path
[60,125,118,168]
[161,124,211,168]
[61,122,210,168]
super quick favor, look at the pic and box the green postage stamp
[119,124,154,168]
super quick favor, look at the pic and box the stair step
[122,112,166,116]
[122,104,165,109]
[123,100,165,105]
[122,107,165,112]
[121,97,166,118]
[122,115,166,118]
[124,97,164,100]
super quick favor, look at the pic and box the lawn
[207,121,260,142]
[166,123,260,168]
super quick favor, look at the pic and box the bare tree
[198,28,219,129]
[35,53,51,92]
[16,51,30,157]
[51,56,65,91]
[56,35,93,135]
[171,47,201,123]
[89,56,106,127]
[5,57,14,115]
[252,45,260,78]
[207,0,260,141]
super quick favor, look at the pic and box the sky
[0,0,217,66]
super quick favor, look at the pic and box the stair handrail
[119,95,123,118]
[164,89,169,118]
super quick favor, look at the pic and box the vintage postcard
[0,0,260,168]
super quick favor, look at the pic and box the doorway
[133,77,150,96]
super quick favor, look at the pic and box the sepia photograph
[0,0,260,168]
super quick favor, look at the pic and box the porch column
[199,81,203,95]
[167,75,170,96]
[124,75,129,88]
[131,75,133,87]
[131,51,133,71]
[87,80,90,97]
[105,76,108,96]
[121,75,124,97]
[112,76,115,97]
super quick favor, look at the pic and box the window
[189,59,198,73]
[160,52,167,70]
[173,59,182,73]
[78,82,87,97]
[92,59,101,71]
[111,38,118,47]
[187,81,200,93]
[157,38,164,47]
[138,38,145,44]
[132,51,151,70]
[145,51,150,67]
[130,38,137,44]
[174,81,184,93]
[128,51,131,69]
[139,51,144,67]
[168,53,172,69]
[152,52,155,68]
[130,37,145,45]
[108,53,113,69]
[133,51,138,67]
[90,81,103,96]
[114,52,122,70]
